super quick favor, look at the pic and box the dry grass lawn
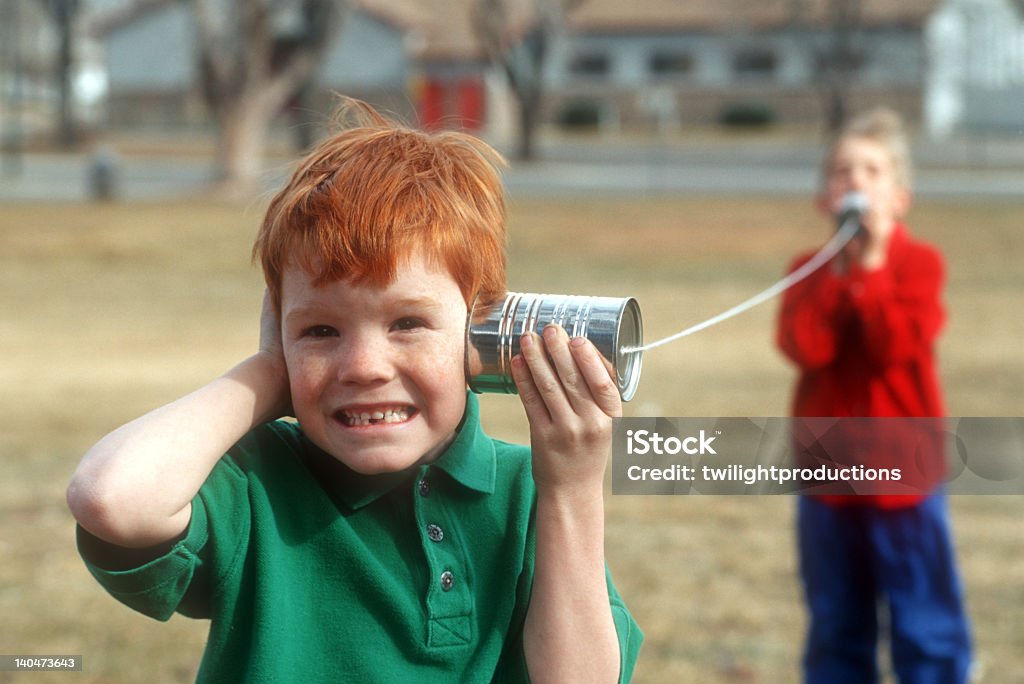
[1,196,1021,682]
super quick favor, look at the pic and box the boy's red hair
[254,99,507,311]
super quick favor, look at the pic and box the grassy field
[1,195,1021,682]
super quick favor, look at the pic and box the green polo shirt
[78,393,642,682]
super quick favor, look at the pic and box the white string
[623,216,862,354]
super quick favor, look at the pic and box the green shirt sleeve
[608,568,645,683]
[76,455,251,622]
[76,498,208,621]
[493,567,643,683]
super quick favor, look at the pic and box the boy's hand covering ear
[258,290,293,420]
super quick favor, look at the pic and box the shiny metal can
[465,292,644,401]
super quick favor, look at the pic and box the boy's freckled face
[280,254,469,474]
[822,136,910,239]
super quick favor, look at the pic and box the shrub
[557,100,602,130]
[717,102,777,128]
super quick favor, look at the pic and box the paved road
[2,136,1022,202]
[505,136,1024,200]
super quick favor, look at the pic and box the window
[570,52,610,78]
[649,50,694,77]
[814,48,866,74]
[733,48,778,78]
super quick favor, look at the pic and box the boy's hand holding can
[511,323,621,495]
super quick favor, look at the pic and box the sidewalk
[2,131,1022,202]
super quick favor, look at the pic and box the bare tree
[472,0,579,161]
[819,0,863,133]
[28,0,79,148]
[194,0,342,195]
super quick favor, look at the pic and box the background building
[6,0,1023,146]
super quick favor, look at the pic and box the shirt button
[440,570,454,592]
[418,480,431,497]
[427,523,444,542]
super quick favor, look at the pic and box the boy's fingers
[569,336,622,417]
[510,334,553,424]
[258,289,282,354]
[514,326,622,421]
[540,325,595,414]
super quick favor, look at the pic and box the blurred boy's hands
[835,227,889,274]
[834,229,867,274]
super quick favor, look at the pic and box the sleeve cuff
[76,498,209,621]
[611,597,644,684]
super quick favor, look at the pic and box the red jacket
[776,223,947,507]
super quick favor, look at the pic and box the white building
[547,0,942,129]
[81,0,1024,136]
[924,0,1024,137]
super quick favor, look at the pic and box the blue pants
[798,494,972,684]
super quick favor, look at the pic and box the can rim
[615,297,643,402]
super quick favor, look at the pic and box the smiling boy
[68,100,642,683]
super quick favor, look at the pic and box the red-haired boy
[68,101,642,682]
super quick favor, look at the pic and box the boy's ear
[894,186,912,218]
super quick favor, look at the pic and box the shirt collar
[431,392,496,495]
[299,392,496,510]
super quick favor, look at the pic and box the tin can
[466,292,644,401]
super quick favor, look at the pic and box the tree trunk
[192,0,338,198]
[516,94,539,161]
[214,96,276,197]
[51,0,78,149]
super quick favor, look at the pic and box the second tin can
[465,292,644,401]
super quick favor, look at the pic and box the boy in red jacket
[776,109,972,683]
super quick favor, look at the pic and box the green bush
[557,100,602,130]
[717,102,777,128]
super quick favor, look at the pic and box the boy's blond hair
[823,107,913,190]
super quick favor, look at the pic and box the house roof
[354,0,431,33]
[367,0,946,59]
[85,0,179,37]
[86,0,948,57]
[566,0,945,33]
[356,0,533,62]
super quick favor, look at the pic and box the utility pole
[50,0,79,148]
[824,0,862,133]
[2,0,25,175]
